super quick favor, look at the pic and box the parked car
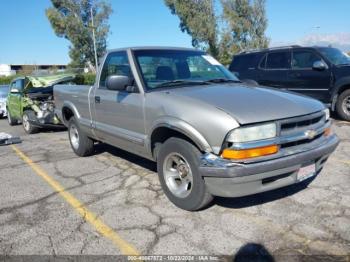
[7,74,75,134]
[0,85,9,118]
[54,47,339,211]
[229,45,350,120]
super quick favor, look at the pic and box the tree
[46,0,112,70]
[164,0,269,64]
[164,0,219,57]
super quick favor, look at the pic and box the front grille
[281,115,323,131]
[278,111,327,149]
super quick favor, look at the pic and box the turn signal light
[221,145,279,160]
[324,127,331,136]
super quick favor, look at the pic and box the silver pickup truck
[54,47,339,211]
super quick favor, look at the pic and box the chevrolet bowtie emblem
[305,130,317,139]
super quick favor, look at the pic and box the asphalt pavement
[0,117,349,261]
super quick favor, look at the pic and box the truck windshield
[318,47,350,66]
[133,50,239,90]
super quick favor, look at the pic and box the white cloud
[270,33,350,52]
[299,33,350,51]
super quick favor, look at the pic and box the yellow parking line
[337,121,350,125]
[11,145,140,256]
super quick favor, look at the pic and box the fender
[331,76,350,110]
[146,116,213,155]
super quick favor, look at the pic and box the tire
[68,117,94,157]
[22,111,39,134]
[336,89,350,121]
[7,109,17,126]
[157,137,213,211]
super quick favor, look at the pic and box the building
[0,64,67,76]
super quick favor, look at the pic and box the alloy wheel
[162,153,193,198]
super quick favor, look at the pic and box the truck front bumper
[199,134,339,197]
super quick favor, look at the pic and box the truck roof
[107,46,203,53]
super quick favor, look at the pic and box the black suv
[229,45,350,120]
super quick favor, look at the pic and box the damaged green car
[6,74,75,134]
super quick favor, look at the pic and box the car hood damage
[25,74,76,89]
[23,74,75,126]
[165,84,325,125]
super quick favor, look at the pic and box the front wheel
[68,117,94,157]
[336,89,350,121]
[157,137,213,211]
[23,111,39,134]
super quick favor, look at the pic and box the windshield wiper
[204,78,241,84]
[155,80,208,88]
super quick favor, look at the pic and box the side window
[15,79,24,90]
[10,81,16,91]
[292,51,322,69]
[10,80,23,92]
[266,51,291,69]
[99,51,131,89]
[230,54,258,71]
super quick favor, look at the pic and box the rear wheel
[22,111,39,134]
[7,109,17,126]
[157,137,213,211]
[68,117,94,157]
[336,89,350,121]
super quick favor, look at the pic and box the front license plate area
[297,164,316,181]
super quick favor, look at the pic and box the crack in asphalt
[0,123,349,256]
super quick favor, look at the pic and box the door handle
[95,96,101,103]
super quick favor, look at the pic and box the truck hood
[164,84,325,125]
[25,74,75,90]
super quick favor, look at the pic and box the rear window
[265,51,291,69]
[229,54,259,71]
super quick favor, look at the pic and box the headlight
[323,108,330,121]
[226,123,277,143]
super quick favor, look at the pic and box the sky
[0,0,349,64]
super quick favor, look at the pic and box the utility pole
[91,7,98,72]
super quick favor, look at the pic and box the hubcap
[69,124,80,150]
[342,95,350,116]
[163,153,193,198]
[23,114,30,131]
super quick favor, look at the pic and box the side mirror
[10,88,20,93]
[313,61,327,71]
[106,75,131,91]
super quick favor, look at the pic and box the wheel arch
[61,101,81,126]
[148,118,213,160]
[332,78,350,110]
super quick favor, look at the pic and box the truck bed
[53,84,93,126]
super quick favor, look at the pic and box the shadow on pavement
[92,142,319,210]
[214,175,316,209]
[233,243,275,262]
[94,143,157,172]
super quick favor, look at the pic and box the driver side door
[286,50,331,102]
[93,51,147,156]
